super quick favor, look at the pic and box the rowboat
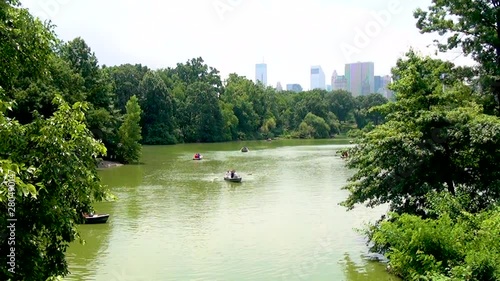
[241,147,249,152]
[224,176,242,183]
[83,213,110,224]
[193,155,203,160]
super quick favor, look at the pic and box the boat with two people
[82,212,110,224]
[240,146,249,153]
[341,150,349,159]
[224,170,242,182]
[193,153,203,160]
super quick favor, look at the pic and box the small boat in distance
[224,176,242,183]
[241,146,249,152]
[224,170,242,182]
[83,213,110,224]
[193,153,203,160]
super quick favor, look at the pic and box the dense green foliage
[117,95,142,164]
[414,0,500,114]
[368,193,500,280]
[343,1,500,280]
[0,95,111,280]
[343,50,500,215]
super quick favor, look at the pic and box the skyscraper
[331,70,348,91]
[345,62,374,96]
[310,65,325,90]
[276,82,283,91]
[255,63,267,86]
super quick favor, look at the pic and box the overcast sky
[21,0,474,90]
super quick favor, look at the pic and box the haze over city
[22,0,474,90]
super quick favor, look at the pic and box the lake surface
[65,139,399,281]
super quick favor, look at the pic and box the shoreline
[97,160,123,169]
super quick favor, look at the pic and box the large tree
[139,71,175,144]
[117,95,142,164]
[0,96,110,281]
[414,0,500,113]
[342,50,500,215]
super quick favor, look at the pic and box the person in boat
[230,170,235,178]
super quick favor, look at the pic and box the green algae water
[65,139,399,281]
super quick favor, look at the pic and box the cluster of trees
[104,57,389,145]
[342,1,500,280]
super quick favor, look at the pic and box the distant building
[374,76,382,93]
[331,70,348,91]
[276,82,283,91]
[345,62,374,96]
[326,84,332,91]
[286,84,303,92]
[374,75,395,99]
[310,65,326,90]
[255,63,267,86]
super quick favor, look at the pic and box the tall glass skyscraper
[345,62,374,96]
[310,65,325,90]
[255,63,267,86]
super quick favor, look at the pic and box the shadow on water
[340,253,400,281]
[65,203,113,281]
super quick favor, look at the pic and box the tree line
[2,5,390,165]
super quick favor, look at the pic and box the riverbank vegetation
[343,1,500,280]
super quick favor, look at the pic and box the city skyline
[21,0,475,91]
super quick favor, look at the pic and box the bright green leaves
[0,160,38,202]
[297,113,330,139]
[117,95,142,163]
[0,96,110,280]
[0,3,56,90]
[369,196,500,280]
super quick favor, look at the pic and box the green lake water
[64,139,400,281]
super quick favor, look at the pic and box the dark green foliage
[138,71,176,144]
[342,50,500,215]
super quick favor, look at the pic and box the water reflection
[341,253,400,281]
[65,204,113,280]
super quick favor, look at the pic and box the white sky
[21,0,475,90]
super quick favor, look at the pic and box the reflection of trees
[341,253,400,281]
[101,165,144,221]
[66,223,112,280]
